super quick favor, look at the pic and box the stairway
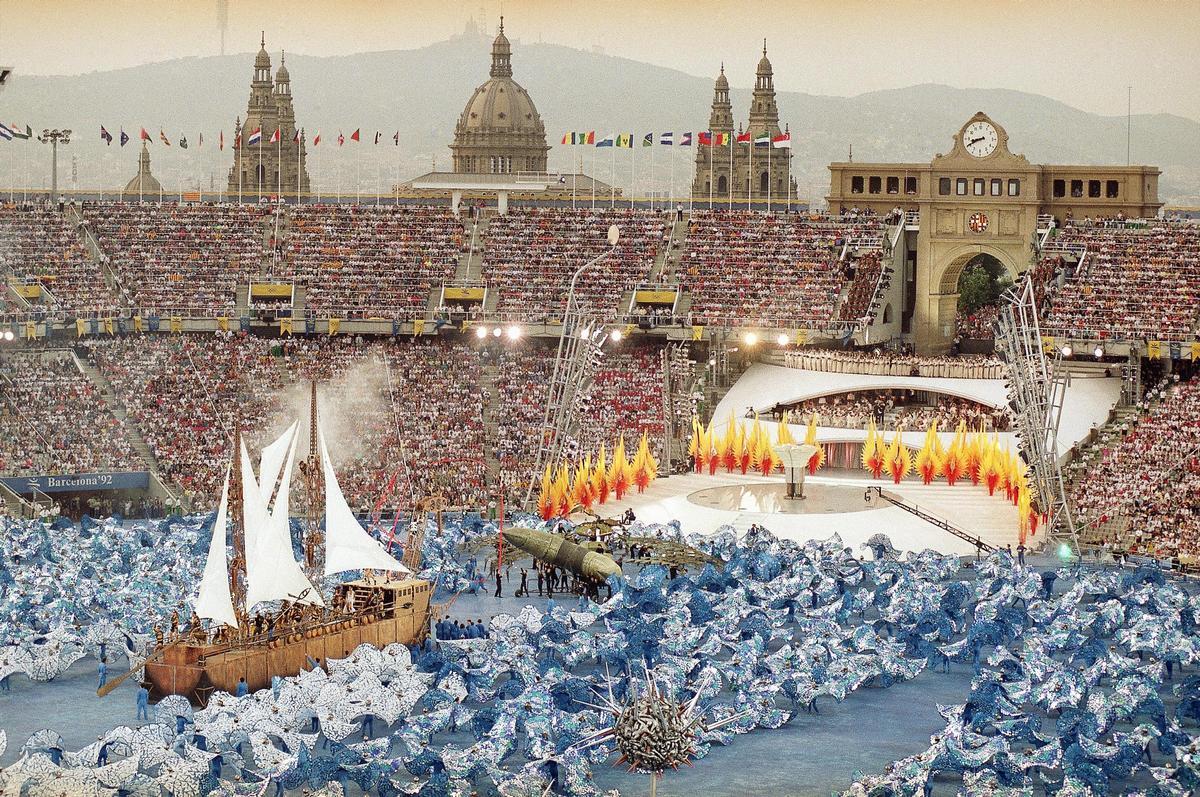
[70,349,183,507]
[647,212,689,282]
[66,205,125,305]
[478,362,504,484]
[455,215,491,282]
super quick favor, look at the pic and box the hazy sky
[2,0,1197,120]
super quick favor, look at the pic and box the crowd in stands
[956,305,1000,340]
[1070,374,1200,559]
[777,389,1007,431]
[0,204,116,312]
[677,211,882,327]
[836,250,884,323]
[482,208,666,321]
[83,202,268,314]
[783,348,1005,379]
[1043,220,1200,339]
[283,205,463,319]
[0,352,139,476]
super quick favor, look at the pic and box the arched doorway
[717,175,727,194]
[953,254,1012,341]
[759,171,769,194]
[918,244,1022,354]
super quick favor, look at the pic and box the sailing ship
[136,384,433,706]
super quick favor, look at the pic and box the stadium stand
[0,205,117,312]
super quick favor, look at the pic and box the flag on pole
[120,128,129,147]
[350,128,361,142]
[595,134,615,147]
[269,128,280,144]
[754,133,771,147]
[294,128,300,144]
[313,131,321,146]
[337,131,344,146]
[659,132,674,146]
[247,127,262,146]
[179,135,188,149]
[373,131,380,145]
[680,132,693,146]
[198,132,204,147]
[100,126,113,145]
[736,131,751,144]
[10,124,31,140]
[140,127,151,142]
[642,132,653,147]
[0,123,12,141]
[615,133,633,148]
[715,132,731,146]
[772,132,792,148]
[560,132,572,144]
[393,130,399,145]
[698,131,712,146]
[159,129,171,146]
[218,130,224,150]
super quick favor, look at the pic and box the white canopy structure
[194,470,238,628]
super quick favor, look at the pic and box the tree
[958,265,994,314]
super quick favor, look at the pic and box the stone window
[868,176,882,194]
[1088,180,1101,198]
[938,178,951,195]
[905,176,918,194]
[851,176,864,194]
[1008,179,1020,196]
[1106,180,1120,198]
[886,176,899,194]
[1053,179,1065,198]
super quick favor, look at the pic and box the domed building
[122,142,163,198]
[450,18,549,175]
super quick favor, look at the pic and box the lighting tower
[37,128,71,201]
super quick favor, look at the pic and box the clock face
[969,212,989,233]
[962,121,999,158]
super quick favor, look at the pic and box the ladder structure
[994,275,1078,552]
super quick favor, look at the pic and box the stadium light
[506,325,522,340]
[609,328,623,343]
[1,330,13,342]
[1057,542,1073,561]
[474,326,488,339]
[492,326,502,338]
[743,331,758,346]
[1060,344,1073,358]
[776,332,790,347]
[1093,344,1105,359]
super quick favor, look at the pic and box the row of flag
[0,125,409,150]
[562,131,792,148]
[0,123,33,141]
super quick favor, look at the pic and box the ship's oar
[96,644,166,698]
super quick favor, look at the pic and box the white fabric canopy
[259,421,298,510]
[194,469,238,628]
[319,425,410,576]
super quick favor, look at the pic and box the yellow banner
[217,316,229,332]
[633,289,678,305]
[280,318,293,336]
[691,325,704,341]
[13,284,41,300]
[461,319,471,332]
[413,319,425,336]
[102,318,114,335]
[23,321,37,339]
[624,323,636,338]
[1148,340,1162,359]
[170,317,183,333]
[250,283,293,298]
[133,316,144,333]
[328,318,341,336]
[1191,342,1200,361]
[76,318,86,338]
[1041,336,1056,354]
[443,287,485,301]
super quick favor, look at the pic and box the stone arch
[717,174,728,194]
[759,171,769,193]
[882,303,894,324]
[934,243,1023,295]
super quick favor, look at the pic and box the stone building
[122,142,162,198]
[691,43,796,207]
[450,18,549,175]
[227,35,310,198]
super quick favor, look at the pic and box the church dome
[757,41,773,75]
[255,38,271,70]
[123,142,162,196]
[275,58,289,83]
[450,18,549,174]
[715,64,729,91]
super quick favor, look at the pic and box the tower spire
[261,31,265,48]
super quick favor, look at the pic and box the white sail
[319,424,410,576]
[259,420,299,509]
[243,431,323,609]
[194,469,238,628]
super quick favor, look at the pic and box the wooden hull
[146,578,432,705]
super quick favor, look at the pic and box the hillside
[3,34,1196,205]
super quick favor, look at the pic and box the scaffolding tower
[994,274,1078,552]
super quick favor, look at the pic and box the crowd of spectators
[1070,374,1200,559]
[777,389,1007,431]
[0,352,139,476]
[836,250,885,323]
[283,205,463,320]
[482,208,666,321]
[956,305,1000,340]
[83,202,269,314]
[783,348,1005,379]
[1043,220,1200,339]
[0,204,116,312]
[677,211,883,327]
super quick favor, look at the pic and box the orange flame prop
[804,412,826,475]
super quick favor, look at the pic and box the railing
[865,486,997,553]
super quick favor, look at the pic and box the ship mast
[302,380,325,580]
[228,425,248,624]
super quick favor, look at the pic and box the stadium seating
[84,202,269,314]
[0,352,139,476]
[835,250,883,323]
[0,205,117,312]
[1043,220,1200,339]
[283,204,463,319]
[481,208,666,321]
[677,211,882,327]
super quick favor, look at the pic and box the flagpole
[630,135,636,210]
[668,140,674,213]
[395,133,400,206]
[277,128,282,201]
[786,146,792,213]
[571,144,577,210]
[767,141,772,213]
[728,138,733,211]
[610,139,615,209]
[649,136,655,212]
[298,129,303,205]
[591,142,595,210]
[747,136,753,211]
[707,137,713,210]
[257,134,263,200]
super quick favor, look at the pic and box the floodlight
[506,325,522,340]
[474,326,488,339]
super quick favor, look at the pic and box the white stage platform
[711,363,1121,459]
[598,470,1025,557]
